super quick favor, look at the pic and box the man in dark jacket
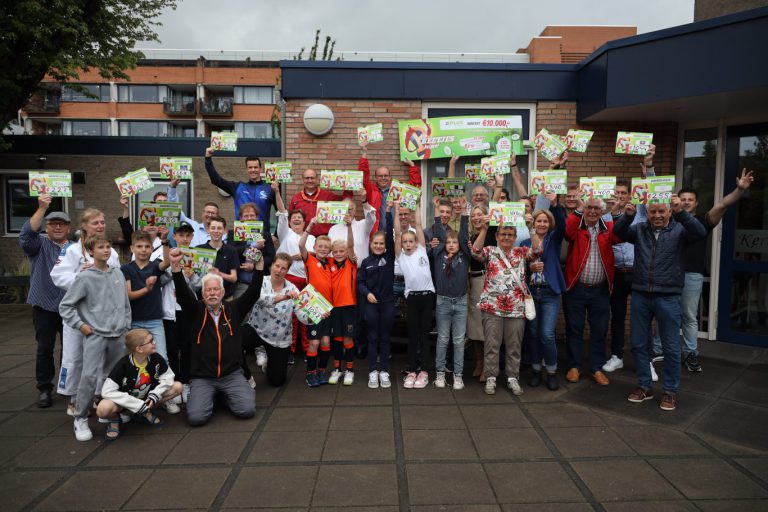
[169,248,264,426]
[613,195,706,411]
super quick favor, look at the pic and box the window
[169,124,197,138]
[4,176,65,234]
[62,120,110,136]
[234,122,273,139]
[117,85,167,103]
[61,84,110,102]
[234,86,273,104]
[119,121,169,137]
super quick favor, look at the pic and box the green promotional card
[233,221,264,242]
[647,175,675,204]
[115,168,154,197]
[137,201,182,228]
[488,202,526,227]
[579,176,616,199]
[211,131,238,151]
[319,170,364,191]
[615,132,653,155]
[264,162,293,183]
[398,115,524,161]
[316,201,350,224]
[464,163,490,183]
[431,178,467,198]
[533,128,567,161]
[159,157,193,180]
[389,180,421,210]
[357,123,384,145]
[564,130,594,153]
[529,170,568,195]
[294,284,334,325]
[180,247,217,275]
[28,171,72,197]
[480,154,511,176]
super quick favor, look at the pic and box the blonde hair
[125,328,150,351]
[331,239,347,250]
[315,235,331,245]
[531,208,555,231]
[79,208,105,232]
[470,204,488,237]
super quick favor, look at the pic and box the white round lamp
[303,104,335,136]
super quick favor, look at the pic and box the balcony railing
[24,96,61,114]
[163,99,197,115]
[199,97,233,116]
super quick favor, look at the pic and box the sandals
[104,420,121,442]
[135,412,164,426]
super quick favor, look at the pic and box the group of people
[20,140,755,442]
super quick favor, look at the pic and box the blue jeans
[132,319,167,360]
[528,285,561,372]
[630,291,682,393]
[681,272,704,357]
[435,294,467,376]
[565,283,610,373]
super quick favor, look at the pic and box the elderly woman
[520,192,566,390]
[243,253,313,387]
[472,217,542,396]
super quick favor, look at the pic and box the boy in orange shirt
[327,214,357,385]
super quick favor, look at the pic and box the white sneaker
[255,346,267,369]
[602,355,624,373]
[507,377,524,396]
[181,384,190,404]
[343,370,354,386]
[485,376,496,395]
[435,371,446,388]
[73,417,92,442]
[328,369,342,385]
[164,401,181,415]
[453,376,465,390]
[650,362,659,382]
[379,371,391,388]
[368,371,379,389]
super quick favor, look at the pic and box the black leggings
[406,292,434,372]
[242,324,291,387]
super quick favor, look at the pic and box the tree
[293,29,341,61]
[0,0,177,135]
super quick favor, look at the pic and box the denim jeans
[132,318,167,360]
[630,291,682,393]
[528,285,561,372]
[681,272,704,357]
[435,294,467,376]
[565,283,610,373]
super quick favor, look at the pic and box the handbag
[497,248,536,321]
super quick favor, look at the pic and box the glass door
[717,123,768,346]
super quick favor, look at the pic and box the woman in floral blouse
[472,218,542,396]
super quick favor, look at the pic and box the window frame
[3,173,67,236]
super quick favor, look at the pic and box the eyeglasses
[140,337,156,347]
[497,233,516,237]
[585,206,602,211]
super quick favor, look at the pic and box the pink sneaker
[404,372,417,389]
[414,371,429,389]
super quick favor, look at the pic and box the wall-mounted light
[303,104,334,136]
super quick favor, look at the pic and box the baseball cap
[44,212,71,223]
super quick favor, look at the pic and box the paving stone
[35,469,148,511]
[323,429,395,461]
[691,401,768,452]
[119,411,192,436]
[602,501,699,512]
[399,385,458,405]
[254,384,280,407]
[88,433,184,466]
[735,458,768,484]
[163,431,251,464]
[571,460,684,502]
[649,459,768,500]
[677,358,743,396]
[333,381,393,406]
[612,426,710,456]
[0,377,30,393]
[0,362,36,378]
[696,434,767,456]
[403,429,477,461]
[314,464,398,506]
[265,406,331,431]
[194,408,264,432]
[0,470,64,512]
[693,499,768,511]
[485,461,584,503]
[330,406,393,430]
[452,380,516,404]
[124,467,229,510]
[407,463,495,505]
[459,404,532,429]
[545,426,636,458]
[313,508,398,512]
[723,364,767,406]
[278,380,339,406]
[414,506,501,512]
[500,504,593,512]
[11,435,100,468]
[0,390,37,410]
[525,403,606,428]
[470,428,551,460]
[224,465,316,508]
[400,405,465,430]
[248,430,325,462]
[0,435,38,464]
[0,411,71,437]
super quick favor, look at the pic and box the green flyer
[159,157,193,180]
[529,170,568,195]
[320,170,364,191]
[615,132,653,155]
[137,201,182,228]
[357,123,384,145]
[233,221,264,242]
[464,164,490,183]
[294,284,333,325]
[579,176,616,199]
[115,168,154,197]
[211,131,238,151]
[564,130,594,153]
[489,202,527,227]
[398,115,524,161]
[180,247,217,275]
[316,201,350,224]
[389,179,421,210]
[431,178,466,198]
[533,128,567,161]
[265,162,293,183]
[647,175,675,204]
[480,154,511,176]
[28,171,72,197]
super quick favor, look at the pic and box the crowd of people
[19,141,755,442]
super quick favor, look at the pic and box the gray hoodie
[59,266,132,337]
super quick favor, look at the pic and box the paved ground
[1,304,767,512]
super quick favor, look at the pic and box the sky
[142,0,695,57]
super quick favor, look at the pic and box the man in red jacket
[564,197,622,386]
[289,168,350,236]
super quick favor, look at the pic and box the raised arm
[204,147,237,196]
[169,249,198,312]
[447,155,458,178]
[20,194,52,256]
[298,218,315,261]
[432,215,446,256]
[166,181,194,226]
[706,169,754,226]
[272,180,287,213]
[413,204,426,247]
[393,201,403,259]
[405,158,421,187]
[472,216,490,255]
[458,209,470,257]
[510,153,527,197]
[344,213,356,262]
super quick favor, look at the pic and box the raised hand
[737,168,755,190]
[38,193,52,210]
[205,147,214,158]
[643,144,656,167]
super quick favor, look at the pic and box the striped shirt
[579,225,606,286]
[18,221,71,312]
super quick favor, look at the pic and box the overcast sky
[142,0,695,56]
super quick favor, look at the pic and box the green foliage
[293,29,341,61]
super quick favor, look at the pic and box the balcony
[199,97,233,116]
[24,96,61,114]
[163,99,197,116]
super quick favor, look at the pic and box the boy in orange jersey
[326,214,357,385]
